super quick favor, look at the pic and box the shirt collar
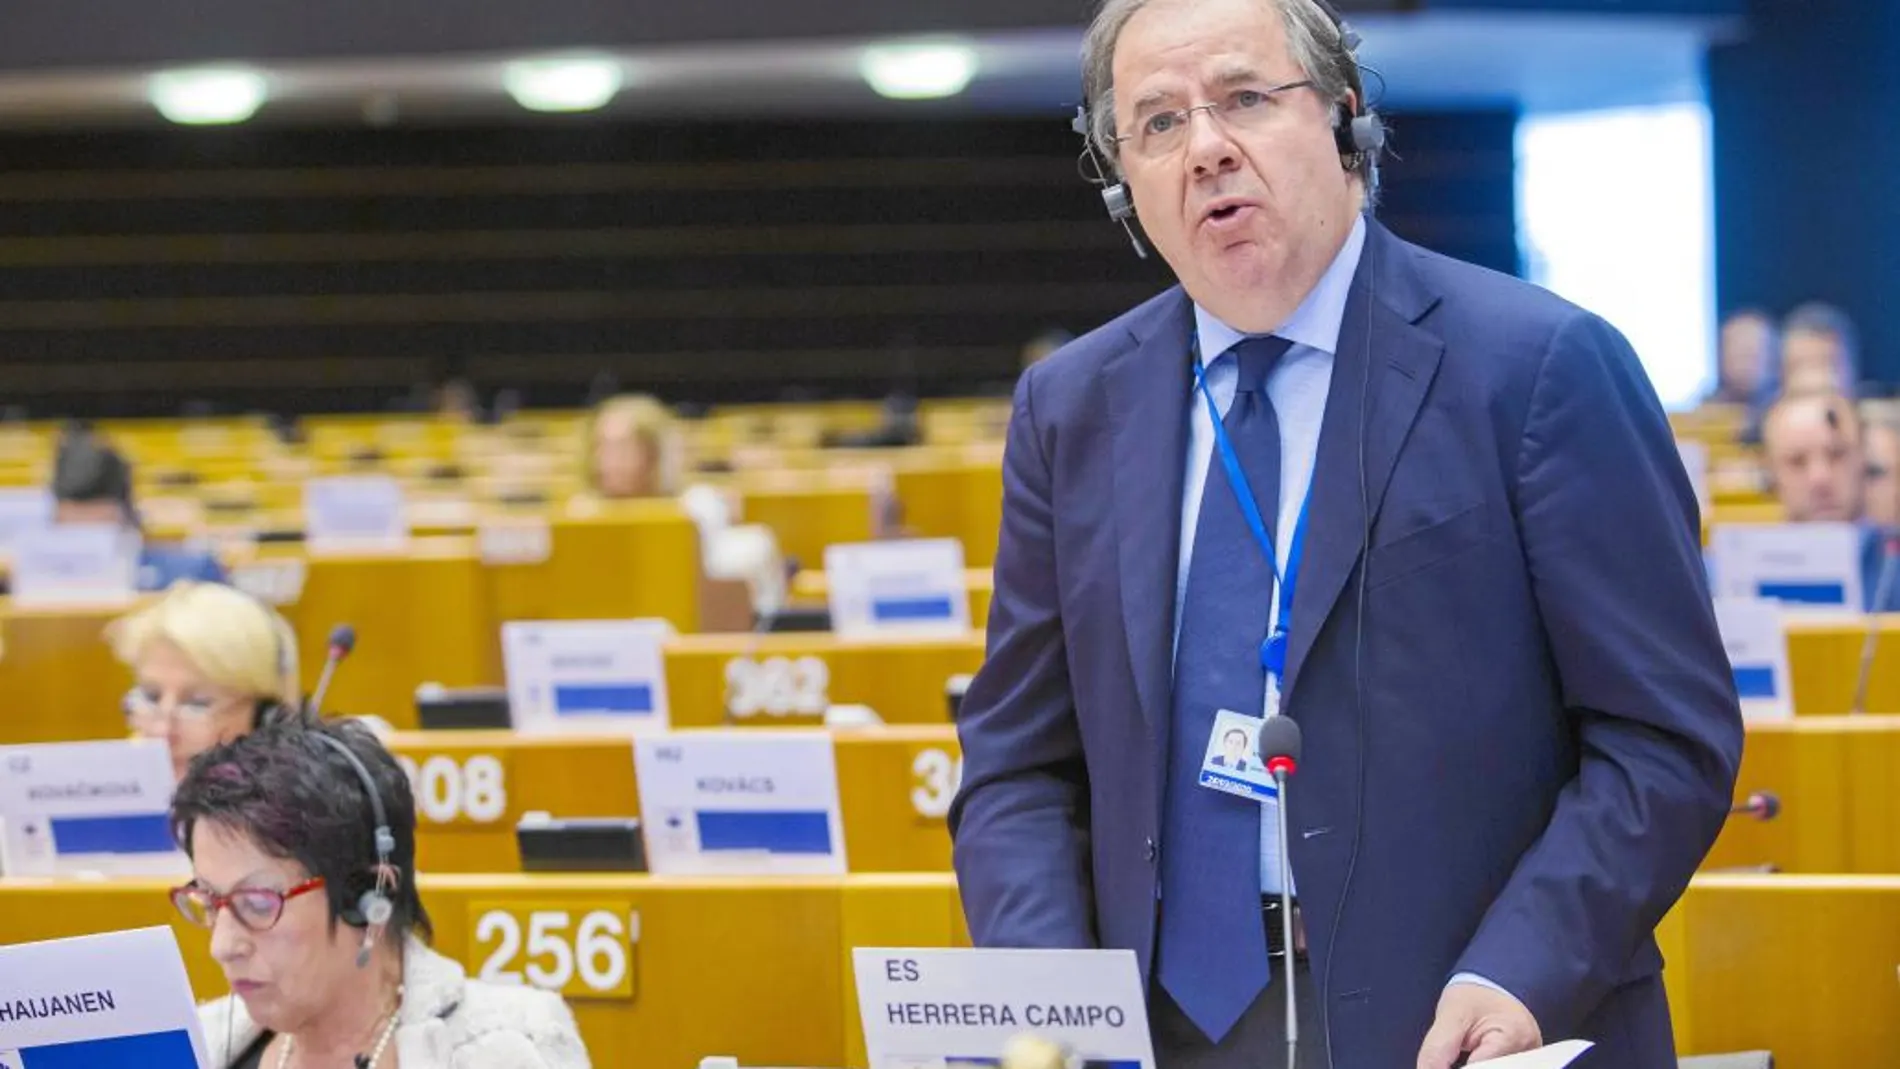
[1193,212,1368,366]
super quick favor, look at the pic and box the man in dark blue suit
[947,1,1743,1066]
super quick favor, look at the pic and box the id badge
[1197,708,1279,803]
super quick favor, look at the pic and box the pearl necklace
[276,985,403,1069]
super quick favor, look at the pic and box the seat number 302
[472,905,638,1000]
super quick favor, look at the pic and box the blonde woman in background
[578,394,786,622]
[108,581,302,781]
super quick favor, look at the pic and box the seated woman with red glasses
[169,719,590,1068]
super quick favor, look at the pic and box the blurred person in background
[579,393,786,621]
[1709,309,1775,406]
[1780,302,1860,398]
[1760,391,1864,523]
[52,426,227,589]
[107,581,302,781]
[1862,412,1900,532]
[175,720,590,1068]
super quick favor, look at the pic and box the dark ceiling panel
[3,0,1413,72]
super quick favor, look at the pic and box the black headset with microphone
[312,730,401,966]
[1071,0,1387,258]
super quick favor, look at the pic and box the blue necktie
[1157,336,1291,1041]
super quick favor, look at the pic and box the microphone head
[1257,715,1303,765]
[1750,790,1781,821]
[328,624,357,657]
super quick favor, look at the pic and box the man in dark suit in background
[947,1,1743,1066]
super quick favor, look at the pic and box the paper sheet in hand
[0,926,210,1067]
[1468,1040,1594,1068]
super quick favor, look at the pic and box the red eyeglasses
[171,876,327,932]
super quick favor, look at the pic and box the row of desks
[388,715,1900,878]
[393,727,959,875]
[10,589,1900,740]
[0,872,1883,1069]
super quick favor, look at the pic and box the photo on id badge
[1199,709,1277,801]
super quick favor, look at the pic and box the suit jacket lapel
[1107,289,1194,747]
[1283,223,1445,700]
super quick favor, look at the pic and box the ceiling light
[147,67,268,125]
[860,42,979,101]
[503,57,625,113]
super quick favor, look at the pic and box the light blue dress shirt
[1170,214,1363,894]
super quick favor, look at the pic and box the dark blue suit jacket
[948,222,1743,1067]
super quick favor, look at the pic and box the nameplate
[303,475,409,554]
[1713,597,1793,721]
[632,731,846,876]
[0,740,184,878]
[0,927,209,1068]
[1709,522,1862,613]
[478,517,553,566]
[1675,439,1709,516]
[825,538,970,639]
[503,619,673,733]
[853,947,1154,1069]
[10,525,138,608]
[0,489,51,552]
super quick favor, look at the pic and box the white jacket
[198,937,591,1069]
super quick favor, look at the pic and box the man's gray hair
[1080,0,1378,192]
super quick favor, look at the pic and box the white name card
[1675,439,1710,516]
[0,926,210,1068]
[1713,597,1794,721]
[1710,522,1862,613]
[478,517,553,566]
[502,619,673,733]
[10,525,139,608]
[0,489,52,552]
[632,731,846,876]
[303,475,409,554]
[0,740,184,878]
[825,538,970,639]
[854,948,1155,1069]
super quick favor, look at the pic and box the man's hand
[1416,982,1542,1068]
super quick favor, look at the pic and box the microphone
[1851,533,1900,715]
[308,624,357,719]
[1257,715,1303,1068]
[1728,790,1780,822]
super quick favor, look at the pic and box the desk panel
[282,540,495,727]
[1671,874,1900,1067]
[0,604,128,743]
[665,634,983,726]
[390,727,959,875]
[1703,719,1855,874]
[485,508,702,636]
[1787,618,1900,716]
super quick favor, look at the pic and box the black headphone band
[311,731,396,900]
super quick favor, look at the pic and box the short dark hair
[51,431,134,508]
[1223,728,1249,746]
[170,719,431,944]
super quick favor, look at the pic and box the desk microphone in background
[309,624,357,718]
[1727,790,1781,822]
[1258,715,1303,1068]
[1852,532,1900,715]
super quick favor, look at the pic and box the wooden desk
[1665,874,1900,1067]
[1787,617,1900,716]
[0,874,968,1069]
[390,726,959,875]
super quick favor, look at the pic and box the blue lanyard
[1190,345,1312,684]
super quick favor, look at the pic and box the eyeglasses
[122,688,225,725]
[171,876,326,932]
[1115,80,1318,160]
